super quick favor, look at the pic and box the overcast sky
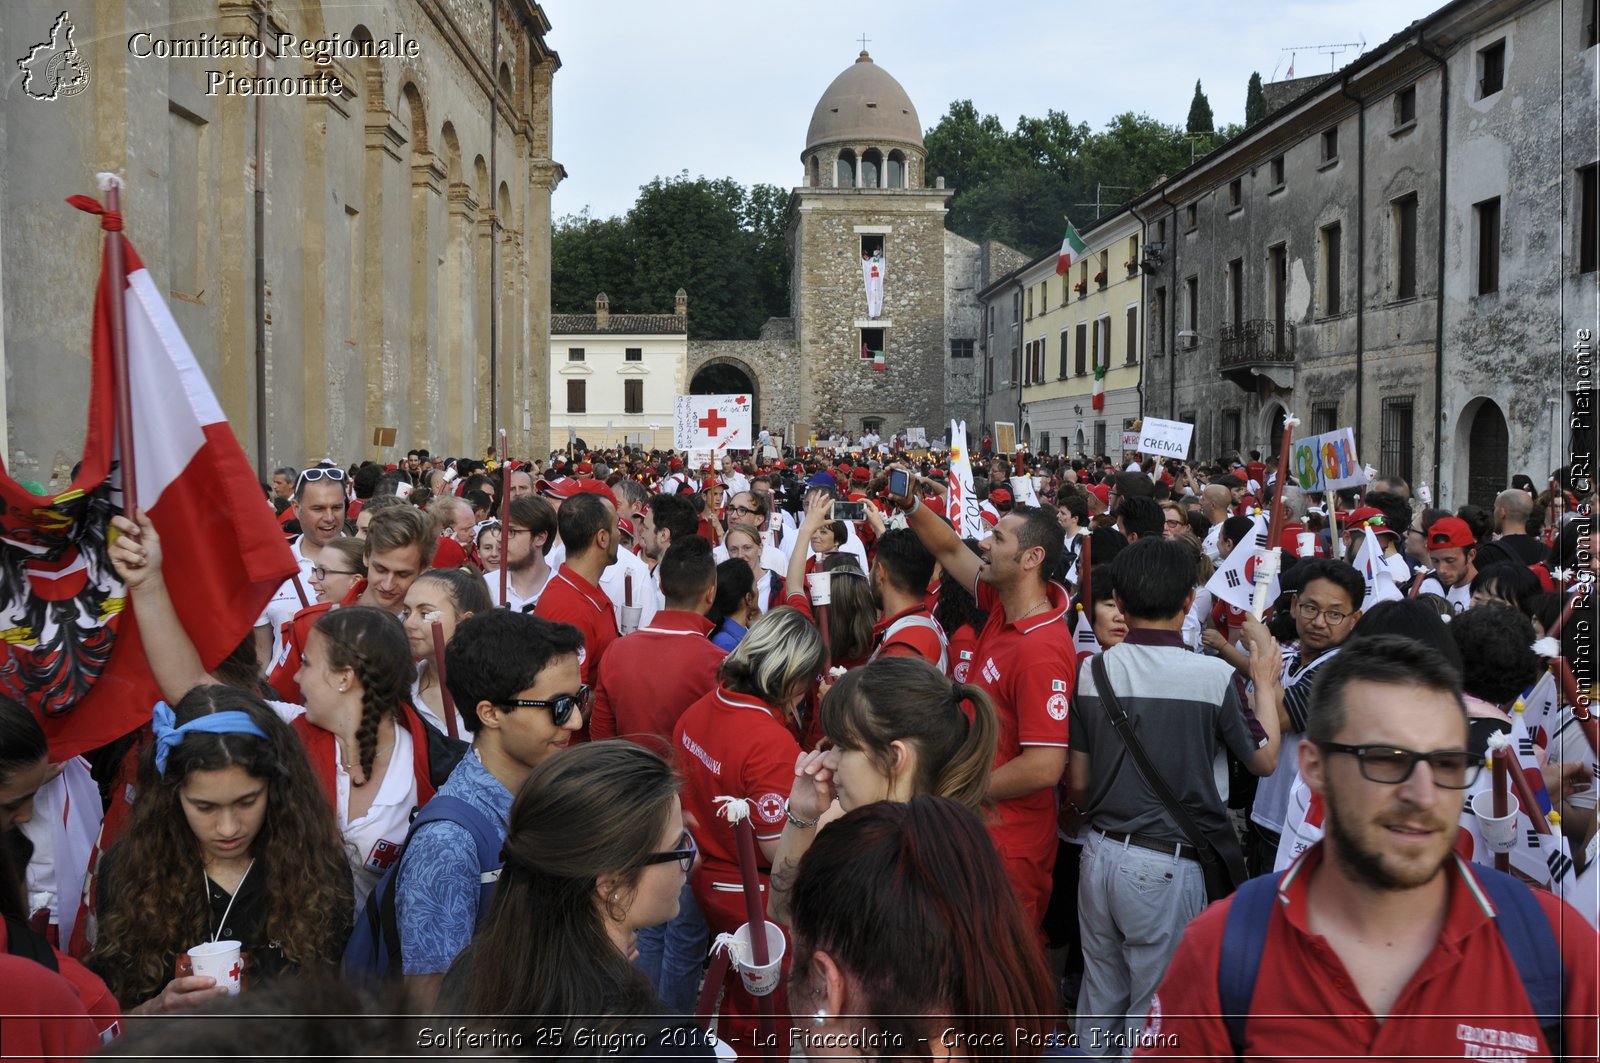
[547,0,1446,221]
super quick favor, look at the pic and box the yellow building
[1017,212,1146,459]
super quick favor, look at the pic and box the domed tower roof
[803,51,923,157]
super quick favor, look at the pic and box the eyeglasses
[396,605,443,624]
[1163,518,1187,528]
[642,829,698,873]
[296,467,347,487]
[499,685,590,727]
[310,565,361,581]
[1316,742,1481,789]
[1295,600,1352,626]
[730,505,763,517]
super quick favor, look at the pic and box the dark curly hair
[89,686,351,1007]
[311,607,413,785]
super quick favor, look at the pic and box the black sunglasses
[1316,742,1482,789]
[641,830,698,873]
[499,685,590,727]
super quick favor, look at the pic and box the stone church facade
[691,51,1016,442]
[0,0,560,485]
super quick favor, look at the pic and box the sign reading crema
[1137,417,1194,459]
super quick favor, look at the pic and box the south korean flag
[1204,515,1274,613]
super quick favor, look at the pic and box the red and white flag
[0,186,298,759]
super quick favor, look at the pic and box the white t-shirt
[257,535,321,664]
[267,701,418,909]
[483,568,549,613]
[1415,575,1472,613]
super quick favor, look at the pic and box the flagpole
[103,177,138,508]
[498,428,510,609]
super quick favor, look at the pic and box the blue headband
[151,701,270,776]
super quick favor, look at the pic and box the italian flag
[1056,220,1087,275]
[1091,362,1106,411]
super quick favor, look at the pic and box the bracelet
[904,492,921,516]
[784,799,819,829]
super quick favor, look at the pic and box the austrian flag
[0,186,299,759]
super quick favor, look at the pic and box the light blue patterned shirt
[395,748,511,975]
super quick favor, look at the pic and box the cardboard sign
[372,426,397,447]
[1292,427,1366,492]
[995,422,1017,455]
[1137,417,1194,459]
[675,394,753,451]
[906,427,928,447]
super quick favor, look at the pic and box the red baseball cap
[1426,516,1476,551]
[1087,484,1111,504]
[989,486,1014,509]
[980,510,999,527]
[852,467,871,484]
[617,516,636,539]
[539,477,614,500]
[1346,506,1383,526]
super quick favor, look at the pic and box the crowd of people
[1,435,1596,1060]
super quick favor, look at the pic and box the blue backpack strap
[1472,865,1565,1061]
[1217,872,1284,1058]
[407,795,504,919]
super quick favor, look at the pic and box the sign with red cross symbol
[674,394,753,452]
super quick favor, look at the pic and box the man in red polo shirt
[591,536,724,743]
[1139,636,1598,1060]
[894,469,1075,925]
[868,528,947,671]
[535,491,621,699]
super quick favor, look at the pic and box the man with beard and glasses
[484,496,557,612]
[1139,636,1597,1060]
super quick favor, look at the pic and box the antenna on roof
[1280,36,1367,74]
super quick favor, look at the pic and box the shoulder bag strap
[1090,653,1218,864]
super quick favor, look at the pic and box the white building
[550,292,688,451]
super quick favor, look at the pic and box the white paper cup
[1297,532,1317,557]
[807,571,831,606]
[1471,790,1521,854]
[619,605,643,635]
[187,940,243,994]
[729,920,786,997]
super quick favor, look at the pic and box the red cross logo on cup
[227,960,242,982]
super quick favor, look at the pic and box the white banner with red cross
[674,394,753,452]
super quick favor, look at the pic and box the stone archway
[1458,397,1509,509]
[690,359,760,437]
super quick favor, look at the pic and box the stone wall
[688,329,802,437]
[944,230,982,432]
[790,187,952,437]
[0,0,559,485]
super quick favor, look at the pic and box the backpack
[1218,867,1564,1061]
[342,795,502,982]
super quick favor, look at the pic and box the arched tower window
[835,149,856,188]
[808,155,820,188]
[886,150,906,188]
[861,149,882,188]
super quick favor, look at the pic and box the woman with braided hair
[108,516,465,911]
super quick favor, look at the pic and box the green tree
[1245,72,1267,126]
[1186,79,1215,134]
[551,175,791,341]
[550,209,634,314]
[924,99,1024,193]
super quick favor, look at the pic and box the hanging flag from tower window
[1091,362,1106,411]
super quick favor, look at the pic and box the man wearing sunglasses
[393,610,586,1011]
[254,465,349,668]
[1141,636,1598,1060]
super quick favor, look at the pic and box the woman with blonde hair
[670,607,827,1052]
